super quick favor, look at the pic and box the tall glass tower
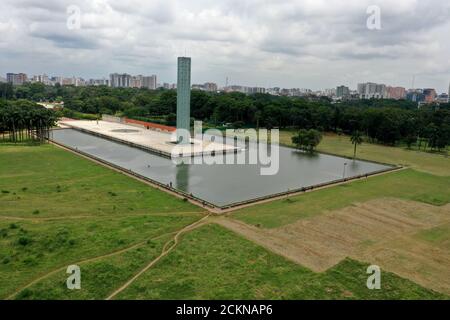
[176,57,191,144]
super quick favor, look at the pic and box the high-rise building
[225,85,265,95]
[176,57,191,144]
[357,82,387,99]
[6,73,28,85]
[110,73,132,88]
[423,88,437,103]
[336,85,350,98]
[31,74,53,85]
[266,87,280,95]
[142,75,157,90]
[386,86,406,100]
[131,75,143,88]
[88,78,109,86]
[406,89,425,103]
[204,82,218,92]
[248,87,266,94]
[62,77,74,86]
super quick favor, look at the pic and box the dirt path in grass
[5,215,208,300]
[105,214,211,300]
[217,199,450,294]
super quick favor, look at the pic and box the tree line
[1,82,449,150]
[0,99,57,143]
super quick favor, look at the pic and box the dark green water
[51,129,391,207]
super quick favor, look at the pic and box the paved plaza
[59,120,240,157]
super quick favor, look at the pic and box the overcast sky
[1,0,449,92]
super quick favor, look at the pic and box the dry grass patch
[218,199,450,294]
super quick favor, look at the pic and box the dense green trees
[0,100,56,143]
[4,83,450,150]
[0,83,14,100]
[292,129,323,152]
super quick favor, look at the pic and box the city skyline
[3,70,450,95]
[0,0,449,92]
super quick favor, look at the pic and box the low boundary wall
[101,114,123,124]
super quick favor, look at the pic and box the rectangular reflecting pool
[51,128,393,207]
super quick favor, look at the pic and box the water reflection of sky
[52,129,392,207]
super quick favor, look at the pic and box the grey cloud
[0,0,449,92]
[29,23,99,49]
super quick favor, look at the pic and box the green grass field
[0,144,203,218]
[279,131,450,176]
[11,234,172,300]
[0,144,203,299]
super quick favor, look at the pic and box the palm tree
[0,101,56,144]
[350,130,363,159]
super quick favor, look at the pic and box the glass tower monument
[176,57,191,144]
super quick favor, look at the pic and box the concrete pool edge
[48,137,403,214]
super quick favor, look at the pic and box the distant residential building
[336,85,350,98]
[54,77,85,87]
[322,88,336,97]
[386,86,406,100]
[75,77,86,87]
[406,89,425,103]
[0,76,6,83]
[131,75,143,88]
[52,76,62,85]
[6,73,28,85]
[225,85,265,95]
[191,84,204,90]
[248,87,265,94]
[88,78,109,86]
[62,77,75,86]
[204,82,218,92]
[266,87,280,95]
[226,85,245,93]
[191,82,217,92]
[436,93,449,103]
[31,74,55,86]
[110,73,132,88]
[357,82,387,99]
[423,88,437,103]
[142,75,157,90]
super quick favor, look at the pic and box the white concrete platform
[59,120,240,158]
